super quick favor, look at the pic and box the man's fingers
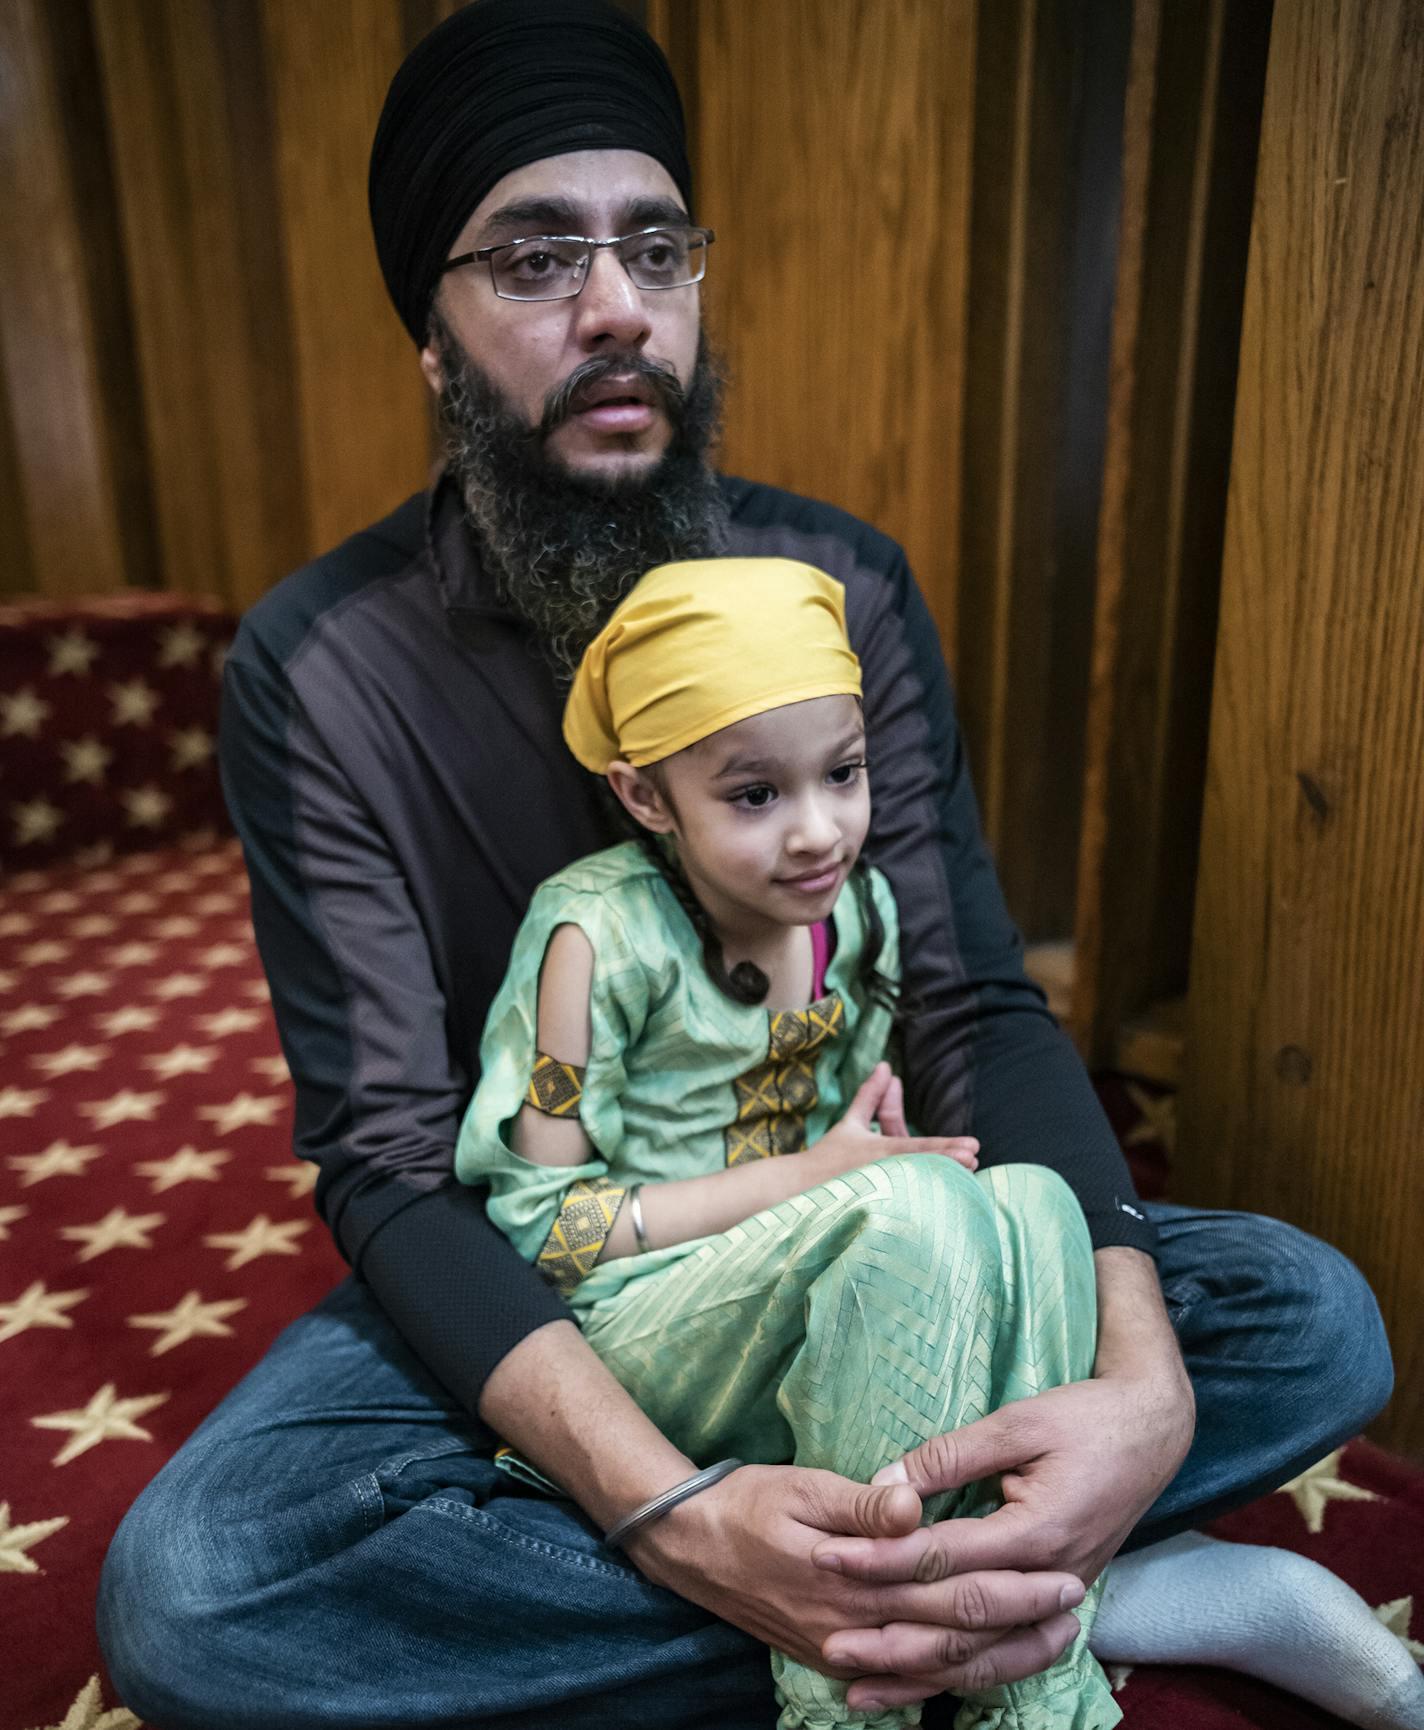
[802,1473,923,1543]
[817,1501,1050,1581]
[877,1074,909,1138]
[824,1569,1083,1672]
[870,1407,1031,1496]
[843,1612,1082,1710]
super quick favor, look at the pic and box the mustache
[539,353,687,439]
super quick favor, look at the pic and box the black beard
[432,317,729,682]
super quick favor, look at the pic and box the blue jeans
[97,1203,1392,1730]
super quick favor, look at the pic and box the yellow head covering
[563,557,862,772]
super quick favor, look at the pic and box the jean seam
[419,1493,644,1582]
[353,1471,385,1536]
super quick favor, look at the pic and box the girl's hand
[809,1063,979,1182]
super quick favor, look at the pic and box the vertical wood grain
[1070,0,1268,1062]
[688,0,975,663]
[1178,0,1424,1458]
[263,0,431,559]
[92,0,308,606]
[955,0,1132,937]
[0,0,132,595]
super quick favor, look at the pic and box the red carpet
[1,600,1419,1729]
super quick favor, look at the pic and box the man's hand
[808,1247,1195,1711]
[629,1464,1085,1706]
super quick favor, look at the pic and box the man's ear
[418,342,444,396]
[605,761,675,834]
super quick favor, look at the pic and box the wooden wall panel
[0,0,133,596]
[683,0,976,662]
[263,0,431,561]
[92,0,308,606]
[954,0,1131,939]
[1069,0,1269,1065]
[1178,0,1424,1458]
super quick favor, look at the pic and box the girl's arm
[519,925,977,1264]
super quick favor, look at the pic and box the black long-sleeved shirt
[220,472,1154,1415]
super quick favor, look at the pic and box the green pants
[580,1157,1121,1730]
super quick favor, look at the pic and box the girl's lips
[778,864,843,894]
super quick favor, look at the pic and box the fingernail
[857,1699,885,1714]
[1059,1582,1085,1610]
[814,1552,842,1572]
[871,1460,908,1485]
[825,1645,853,1666]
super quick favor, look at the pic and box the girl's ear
[606,761,675,834]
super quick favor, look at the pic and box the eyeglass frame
[439,224,716,303]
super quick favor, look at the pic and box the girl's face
[614,694,871,938]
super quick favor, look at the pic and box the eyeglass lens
[493,229,707,301]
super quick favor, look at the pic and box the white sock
[1088,1531,1424,1730]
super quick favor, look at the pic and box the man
[98,4,1391,1726]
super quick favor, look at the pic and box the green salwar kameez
[457,843,1120,1730]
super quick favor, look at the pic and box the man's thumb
[839,1479,922,1538]
[846,1061,891,1127]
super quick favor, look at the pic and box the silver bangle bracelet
[628,1181,651,1254]
[603,1457,744,1551]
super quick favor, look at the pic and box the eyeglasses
[440,225,715,303]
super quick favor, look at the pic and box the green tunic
[455,840,898,1308]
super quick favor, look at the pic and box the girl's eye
[827,759,867,787]
[732,784,776,809]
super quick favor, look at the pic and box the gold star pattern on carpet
[1375,1597,1424,1662]
[142,1043,219,1079]
[31,1382,169,1466]
[135,1144,231,1193]
[25,1673,142,1730]
[12,797,63,846]
[103,942,158,968]
[157,621,206,667]
[265,1160,318,1198]
[128,1290,247,1355]
[0,1085,48,1117]
[2,1003,60,1034]
[46,626,100,676]
[0,1502,68,1574]
[196,1007,261,1036]
[59,738,112,786]
[29,1044,110,1078]
[109,677,159,726]
[204,1213,308,1271]
[0,1281,88,1344]
[54,972,110,998]
[1107,1665,1133,1693]
[170,725,215,769]
[78,1089,164,1129]
[1,687,51,738]
[1278,1447,1382,1534]
[199,1092,281,1133]
[0,1203,28,1239]
[8,1141,104,1186]
[94,1005,159,1037]
[122,785,173,828]
[60,1207,166,1262]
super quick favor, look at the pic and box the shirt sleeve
[850,549,1157,1256]
[455,889,650,1293]
[219,639,569,1414]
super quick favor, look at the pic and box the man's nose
[573,248,652,351]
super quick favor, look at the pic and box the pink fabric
[810,919,831,998]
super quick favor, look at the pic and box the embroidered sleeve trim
[536,1176,626,1295]
[526,1052,586,1118]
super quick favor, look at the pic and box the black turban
[369,0,693,344]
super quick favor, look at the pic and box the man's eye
[504,241,580,280]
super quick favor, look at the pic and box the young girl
[457,555,1116,1730]
[457,557,1424,1730]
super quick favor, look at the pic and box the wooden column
[656,0,976,663]
[1178,0,1424,1459]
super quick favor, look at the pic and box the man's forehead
[457,149,687,246]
